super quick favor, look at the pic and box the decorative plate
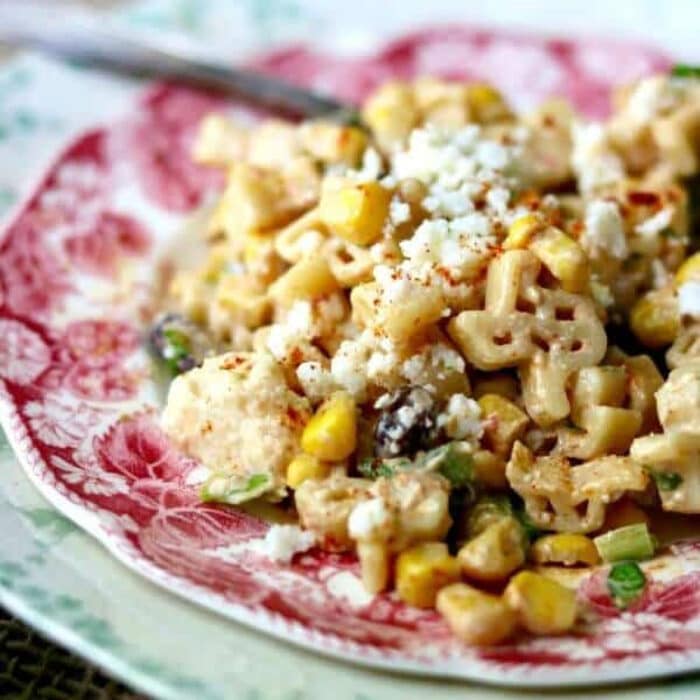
[3,25,700,687]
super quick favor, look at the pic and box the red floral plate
[3,27,700,687]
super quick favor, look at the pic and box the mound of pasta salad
[153,68,700,646]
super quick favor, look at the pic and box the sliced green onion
[358,442,475,489]
[607,561,647,608]
[648,468,683,491]
[200,472,271,504]
[671,64,700,78]
[594,523,655,563]
[418,442,475,489]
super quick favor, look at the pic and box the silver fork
[0,23,358,122]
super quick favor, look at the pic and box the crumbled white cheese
[351,147,383,183]
[571,122,625,193]
[391,124,522,217]
[399,216,496,273]
[373,264,412,303]
[374,392,393,409]
[263,524,316,563]
[389,196,411,226]
[679,282,700,318]
[635,207,673,237]
[330,335,371,399]
[265,301,314,360]
[348,497,392,541]
[583,200,628,259]
[296,361,335,402]
[401,344,465,385]
[438,394,483,441]
[486,186,511,215]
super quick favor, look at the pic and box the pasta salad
[152,69,700,645]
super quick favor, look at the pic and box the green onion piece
[671,64,700,78]
[358,442,475,488]
[418,442,475,489]
[594,523,655,563]
[512,506,542,543]
[649,468,683,491]
[607,561,647,608]
[200,472,271,504]
[161,328,193,374]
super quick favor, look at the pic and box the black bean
[373,386,439,458]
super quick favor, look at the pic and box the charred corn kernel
[630,291,680,348]
[301,391,357,461]
[600,498,650,533]
[473,374,519,401]
[396,542,461,609]
[530,534,600,566]
[299,122,367,166]
[504,214,542,250]
[268,255,338,305]
[286,454,331,489]
[436,583,517,646]
[504,571,577,635]
[467,83,511,123]
[458,517,526,582]
[472,450,507,489]
[362,82,416,149]
[478,394,529,456]
[357,540,390,594]
[675,252,700,285]
[528,227,589,293]
[319,181,392,246]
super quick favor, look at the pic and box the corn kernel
[675,252,700,286]
[319,181,392,246]
[362,82,416,150]
[473,374,519,401]
[504,571,577,635]
[396,542,461,609]
[458,517,526,582]
[286,454,331,489]
[268,255,338,305]
[530,534,600,566]
[504,214,542,250]
[436,583,517,646]
[301,391,357,461]
[478,394,529,456]
[299,122,368,166]
[467,83,511,123]
[630,291,680,348]
[528,227,589,293]
[472,450,507,489]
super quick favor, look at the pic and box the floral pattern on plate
[4,27,700,687]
